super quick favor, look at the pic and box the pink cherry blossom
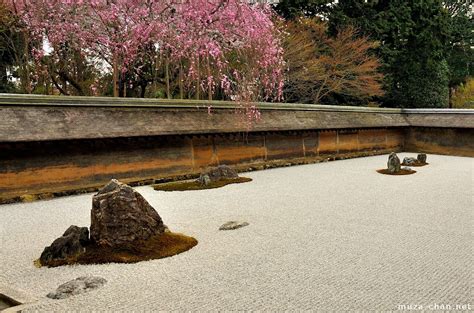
[9,0,284,102]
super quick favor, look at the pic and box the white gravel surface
[0,154,472,311]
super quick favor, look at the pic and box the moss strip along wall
[0,94,472,203]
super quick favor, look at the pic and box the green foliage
[280,0,472,108]
[390,58,450,108]
[0,3,18,92]
[0,1,35,94]
[451,78,474,108]
[444,0,473,87]
[273,0,332,19]
[326,0,471,108]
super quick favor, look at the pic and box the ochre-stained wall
[404,127,474,157]
[0,128,404,203]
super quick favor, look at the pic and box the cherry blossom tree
[10,0,284,102]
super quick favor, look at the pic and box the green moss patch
[376,169,417,175]
[36,232,198,267]
[153,177,252,191]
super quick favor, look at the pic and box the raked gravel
[0,154,472,311]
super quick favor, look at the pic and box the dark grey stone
[387,152,401,173]
[219,221,249,231]
[91,179,165,248]
[39,225,89,265]
[47,276,107,300]
[417,153,427,163]
[403,157,417,165]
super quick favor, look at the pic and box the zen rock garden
[38,156,433,269]
[377,152,428,175]
[38,179,198,267]
[36,172,251,302]
[38,169,250,268]
[1,152,472,312]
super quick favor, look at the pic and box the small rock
[387,152,401,173]
[403,157,417,165]
[199,174,211,186]
[219,221,249,231]
[417,153,427,163]
[402,167,412,171]
[47,276,107,300]
[39,225,90,265]
[90,179,165,248]
[196,165,239,185]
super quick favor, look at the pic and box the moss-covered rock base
[153,177,252,191]
[36,232,198,267]
[376,169,417,175]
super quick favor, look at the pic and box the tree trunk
[140,82,147,98]
[179,61,184,99]
[122,72,127,97]
[152,53,158,97]
[22,31,31,94]
[165,56,171,99]
[207,57,212,101]
[196,57,200,100]
[113,56,119,97]
[0,62,8,91]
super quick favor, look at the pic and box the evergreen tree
[278,0,472,108]
[328,0,471,108]
[444,0,473,89]
[274,0,333,19]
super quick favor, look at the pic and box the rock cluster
[403,153,428,166]
[197,165,239,186]
[39,179,167,266]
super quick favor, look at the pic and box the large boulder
[90,179,165,248]
[387,152,401,173]
[197,165,239,186]
[40,225,89,265]
[417,153,427,163]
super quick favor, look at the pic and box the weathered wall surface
[0,129,403,203]
[0,94,472,203]
[0,102,408,142]
[1,94,472,142]
[404,127,474,157]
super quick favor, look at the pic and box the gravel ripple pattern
[0,154,472,311]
